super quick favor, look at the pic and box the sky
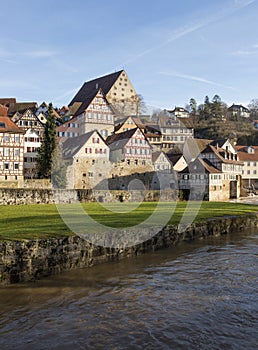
[0,0,258,112]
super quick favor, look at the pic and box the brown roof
[62,130,97,159]
[70,88,111,117]
[106,127,150,151]
[106,128,138,150]
[203,144,243,165]
[0,98,16,106]
[114,116,145,132]
[7,102,38,115]
[69,70,123,109]
[0,105,24,133]
[235,145,258,161]
[180,157,221,174]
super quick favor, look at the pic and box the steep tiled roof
[106,128,137,150]
[7,102,38,115]
[199,158,221,173]
[235,145,258,161]
[114,116,145,132]
[180,157,221,174]
[166,153,184,164]
[204,144,243,165]
[0,105,24,133]
[62,130,96,158]
[68,70,123,108]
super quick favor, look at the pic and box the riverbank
[1,211,258,285]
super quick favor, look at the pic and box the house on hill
[167,107,190,118]
[68,70,139,117]
[0,105,24,187]
[227,104,250,119]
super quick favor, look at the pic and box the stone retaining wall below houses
[1,213,258,285]
[0,188,177,205]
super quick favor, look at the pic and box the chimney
[96,83,99,90]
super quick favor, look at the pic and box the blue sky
[0,0,258,111]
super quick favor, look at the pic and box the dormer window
[247,146,255,154]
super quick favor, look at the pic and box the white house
[62,130,110,189]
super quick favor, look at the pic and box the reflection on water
[0,230,258,350]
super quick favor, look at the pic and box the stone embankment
[0,188,177,205]
[1,213,258,285]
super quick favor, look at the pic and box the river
[0,229,257,350]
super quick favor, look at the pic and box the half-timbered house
[0,105,24,186]
[57,88,114,142]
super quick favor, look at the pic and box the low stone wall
[1,213,257,285]
[0,188,177,205]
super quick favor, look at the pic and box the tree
[211,94,223,119]
[248,99,258,119]
[36,103,57,178]
[198,95,211,120]
[51,144,67,188]
[189,98,197,116]
[138,94,147,114]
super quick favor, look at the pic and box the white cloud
[24,50,57,58]
[117,0,256,68]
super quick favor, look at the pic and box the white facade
[24,129,41,178]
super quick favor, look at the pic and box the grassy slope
[0,202,257,241]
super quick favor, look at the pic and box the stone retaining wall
[0,188,177,205]
[1,213,257,285]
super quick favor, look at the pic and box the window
[4,163,9,170]
[4,148,9,156]
[92,137,100,144]
[85,148,92,154]
[15,135,20,143]
[247,170,250,175]
[88,172,93,178]
[4,135,9,142]
[254,170,257,175]
[14,149,19,157]
[14,163,19,170]
[127,159,130,165]
[134,159,138,165]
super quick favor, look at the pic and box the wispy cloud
[54,88,79,103]
[159,71,236,90]
[231,42,258,55]
[24,50,57,58]
[117,0,256,68]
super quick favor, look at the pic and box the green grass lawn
[0,201,257,241]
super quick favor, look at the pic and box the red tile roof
[235,145,258,161]
[0,104,24,133]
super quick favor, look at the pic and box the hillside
[194,118,255,143]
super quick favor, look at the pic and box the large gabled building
[57,88,115,142]
[69,70,139,118]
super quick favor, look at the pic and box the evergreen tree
[37,103,57,178]
[189,98,197,116]
[199,96,211,120]
[211,94,223,119]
